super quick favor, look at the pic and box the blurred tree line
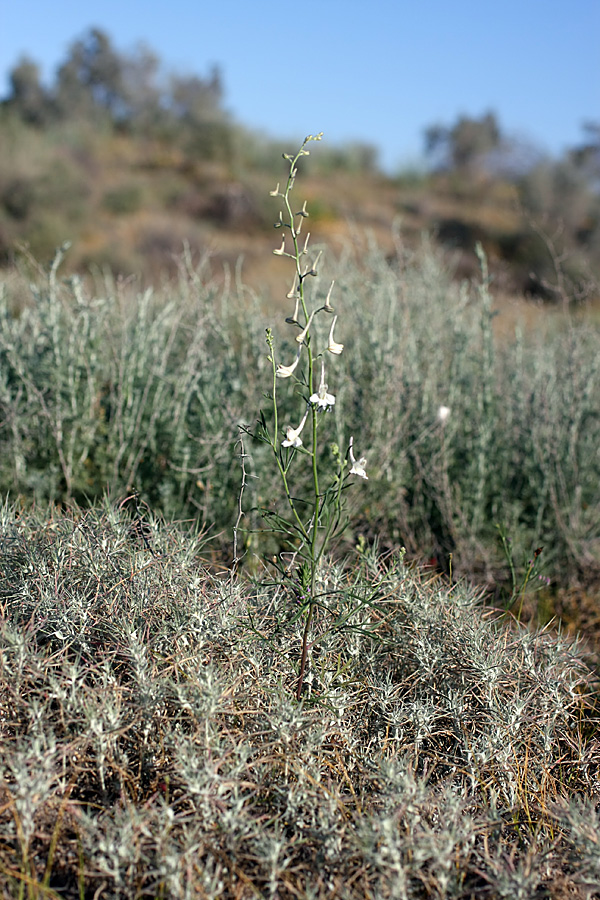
[3,28,231,156]
[0,28,598,298]
[1,28,379,170]
[0,28,379,275]
[422,112,600,300]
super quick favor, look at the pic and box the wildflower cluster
[249,134,368,697]
[270,134,366,476]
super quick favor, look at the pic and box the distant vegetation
[1,27,599,299]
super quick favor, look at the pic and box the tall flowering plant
[248,134,368,699]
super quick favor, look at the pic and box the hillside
[1,113,598,307]
[1,28,598,306]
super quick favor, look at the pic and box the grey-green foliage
[556,798,600,894]
[0,504,596,898]
[327,235,600,580]
[0,246,266,526]
[1,236,599,584]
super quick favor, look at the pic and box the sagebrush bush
[328,238,600,584]
[0,222,599,591]
[0,504,598,898]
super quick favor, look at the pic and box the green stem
[268,347,309,544]
[296,601,314,700]
[516,559,535,622]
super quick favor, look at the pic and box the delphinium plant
[247,134,369,699]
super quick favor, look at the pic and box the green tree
[167,66,233,160]
[55,27,125,121]
[569,121,600,186]
[3,56,54,126]
[168,65,224,125]
[425,111,501,174]
[118,44,164,132]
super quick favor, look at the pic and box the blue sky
[1,0,598,172]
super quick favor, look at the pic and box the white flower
[296,310,315,344]
[285,295,300,325]
[286,275,299,300]
[310,360,335,409]
[322,280,335,313]
[327,315,344,355]
[350,457,368,479]
[349,436,368,479]
[437,405,451,424]
[282,408,309,447]
[276,347,302,378]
